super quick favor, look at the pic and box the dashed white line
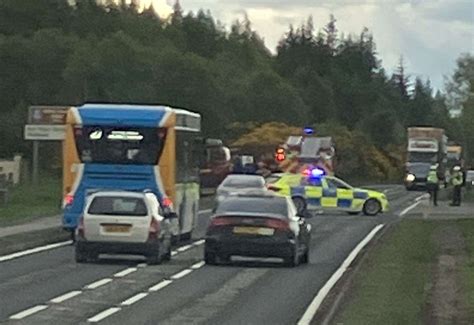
[9,305,49,320]
[193,239,205,246]
[297,224,385,325]
[177,244,193,252]
[84,278,113,290]
[170,268,193,280]
[50,290,82,303]
[137,262,147,268]
[399,201,422,217]
[0,240,72,263]
[171,251,178,256]
[148,279,173,292]
[120,292,149,306]
[190,261,205,269]
[114,267,137,278]
[87,307,122,323]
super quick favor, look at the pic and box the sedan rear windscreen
[88,196,148,216]
[216,197,288,217]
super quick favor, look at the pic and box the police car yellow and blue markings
[273,172,388,213]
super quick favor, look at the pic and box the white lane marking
[190,261,205,269]
[198,209,212,214]
[120,292,148,306]
[171,251,178,256]
[50,290,82,303]
[137,262,147,268]
[193,239,205,246]
[87,307,121,323]
[415,193,429,202]
[84,278,113,290]
[114,267,137,278]
[9,305,49,320]
[177,244,192,252]
[148,279,173,292]
[399,201,421,217]
[0,240,72,263]
[170,268,193,280]
[297,224,385,325]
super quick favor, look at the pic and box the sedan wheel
[363,199,382,216]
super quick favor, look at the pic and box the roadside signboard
[28,106,69,125]
[24,124,66,140]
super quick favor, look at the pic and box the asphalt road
[0,185,422,324]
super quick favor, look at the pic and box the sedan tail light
[264,218,290,231]
[266,185,281,192]
[209,216,238,228]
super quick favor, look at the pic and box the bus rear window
[74,126,166,165]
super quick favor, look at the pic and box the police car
[267,169,389,216]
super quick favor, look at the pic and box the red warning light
[275,148,286,162]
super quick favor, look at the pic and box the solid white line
[9,305,49,320]
[193,239,205,246]
[87,307,121,323]
[148,279,173,292]
[198,209,212,214]
[399,201,421,217]
[170,269,193,280]
[0,240,72,263]
[84,278,112,290]
[297,224,385,325]
[114,267,137,278]
[120,292,148,306]
[50,290,82,303]
[177,244,192,252]
[171,251,178,257]
[190,261,205,269]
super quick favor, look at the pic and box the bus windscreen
[74,126,166,165]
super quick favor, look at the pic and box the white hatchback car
[75,191,176,264]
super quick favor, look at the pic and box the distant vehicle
[404,162,432,190]
[466,170,474,188]
[199,138,232,189]
[63,104,201,241]
[405,127,448,189]
[268,170,388,216]
[216,174,266,202]
[75,191,176,264]
[204,192,311,266]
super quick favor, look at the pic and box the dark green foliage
[0,1,468,169]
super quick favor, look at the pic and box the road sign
[24,124,66,140]
[28,106,70,125]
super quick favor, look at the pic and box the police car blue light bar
[303,167,325,178]
[303,127,314,135]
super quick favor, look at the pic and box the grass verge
[458,219,474,320]
[0,176,62,226]
[336,220,437,325]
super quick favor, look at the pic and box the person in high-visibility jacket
[426,165,439,206]
[451,166,463,206]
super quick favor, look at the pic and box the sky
[141,0,474,91]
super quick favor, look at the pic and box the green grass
[337,220,437,325]
[458,220,474,320]
[0,177,62,226]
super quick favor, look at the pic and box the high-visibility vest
[427,170,438,184]
[452,172,463,186]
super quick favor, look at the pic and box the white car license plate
[233,227,274,236]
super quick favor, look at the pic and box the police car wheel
[363,199,381,216]
[292,197,307,214]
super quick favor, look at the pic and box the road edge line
[297,224,385,325]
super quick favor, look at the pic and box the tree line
[0,0,472,179]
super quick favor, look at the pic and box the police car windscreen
[216,197,288,217]
[88,196,148,217]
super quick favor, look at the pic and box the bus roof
[71,104,180,127]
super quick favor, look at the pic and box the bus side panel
[175,130,200,235]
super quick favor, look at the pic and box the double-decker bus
[62,104,201,240]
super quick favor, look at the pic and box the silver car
[216,174,266,203]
